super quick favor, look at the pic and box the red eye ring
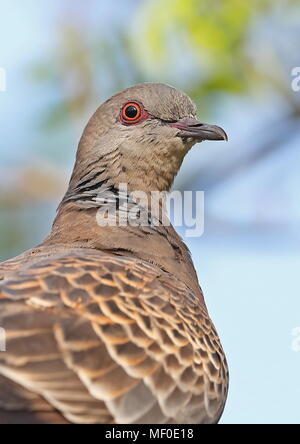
[121,102,143,123]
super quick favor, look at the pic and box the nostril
[162,119,178,124]
[189,122,204,128]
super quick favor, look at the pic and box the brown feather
[0,83,228,424]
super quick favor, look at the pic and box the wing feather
[0,253,228,424]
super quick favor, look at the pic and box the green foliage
[133,0,299,112]
[30,24,144,131]
[28,0,300,125]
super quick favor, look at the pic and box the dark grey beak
[170,117,228,142]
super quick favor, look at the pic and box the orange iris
[121,102,142,122]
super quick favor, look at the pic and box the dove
[0,83,228,424]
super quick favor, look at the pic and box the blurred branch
[180,111,300,192]
[0,166,66,207]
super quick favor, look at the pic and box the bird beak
[169,117,228,142]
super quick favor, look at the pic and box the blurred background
[0,0,300,424]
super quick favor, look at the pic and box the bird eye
[121,102,142,123]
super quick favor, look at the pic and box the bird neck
[42,134,203,302]
[64,124,188,201]
[44,203,203,304]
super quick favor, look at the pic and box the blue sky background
[0,0,300,424]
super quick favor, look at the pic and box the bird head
[71,83,227,193]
